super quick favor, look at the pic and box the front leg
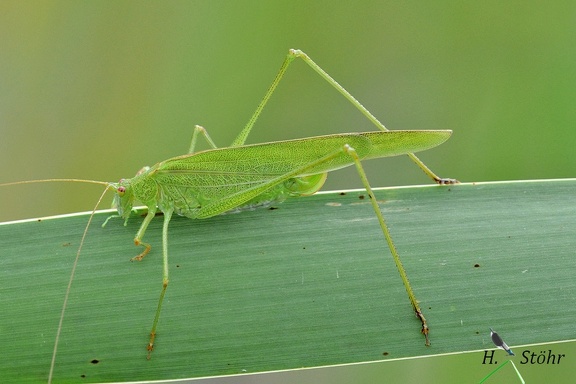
[130,205,157,262]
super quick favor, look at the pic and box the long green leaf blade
[1,179,574,383]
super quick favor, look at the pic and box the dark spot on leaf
[339,192,346,196]
[382,351,389,356]
[358,194,365,200]
[80,374,86,378]
[90,359,99,364]
[474,263,480,268]
[37,219,42,222]
[268,206,278,210]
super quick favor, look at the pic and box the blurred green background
[2,1,575,221]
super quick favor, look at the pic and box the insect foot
[130,240,152,261]
[435,177,460,185]
[416,308,431,346]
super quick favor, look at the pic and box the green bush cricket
[2,49,456,382]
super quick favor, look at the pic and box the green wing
[151,130,451,218]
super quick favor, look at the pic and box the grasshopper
[2,49,456,382]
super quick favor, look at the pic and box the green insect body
[115,131,450,222]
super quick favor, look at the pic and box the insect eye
[118,186,126,196]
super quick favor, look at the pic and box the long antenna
[1,178,111,188]
[46,184,113,383]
